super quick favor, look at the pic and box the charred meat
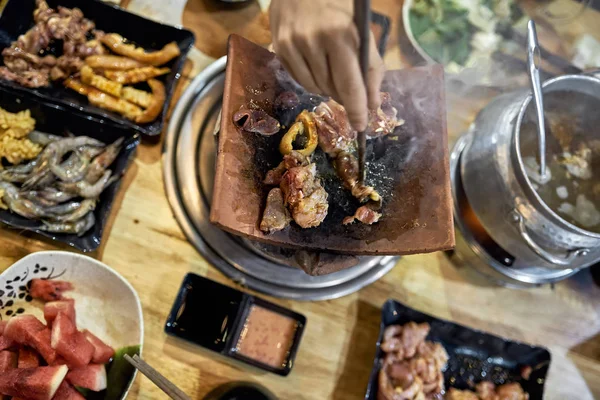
[260,188,291,233]
[343,204,382,225]
[233,105,281,136]
[367,92,404,138]
[280,162,328,229]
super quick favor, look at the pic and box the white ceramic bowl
[0,251,143,399]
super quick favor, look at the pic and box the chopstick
[353,0,371,184]
[124,354,191,400]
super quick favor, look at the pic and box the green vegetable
[103,345,141,400]
[409,0,475,66]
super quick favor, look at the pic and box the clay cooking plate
[211,35,454,255]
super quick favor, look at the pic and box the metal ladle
[527,20,547,178]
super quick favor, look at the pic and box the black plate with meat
[0,88,138,251]
[0,0,194,136]
[365,299,551,399]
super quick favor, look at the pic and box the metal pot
[460,74,600,270]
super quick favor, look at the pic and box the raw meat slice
[66,364,107,392]
[0,365,68,400]
[0,321,7,335]
[52,382,85,400]
[29,329,56,364]
[4,315,45,343]
[44,300,76,326]
[55,331,94,369]
[18,347,40,368]
[82,330,115,364]
[0,350,17,372]
[29,279,73,302]
[51,313,76,349]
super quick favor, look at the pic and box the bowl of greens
[403,0,527,80]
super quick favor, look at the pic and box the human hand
[270,0,385,131]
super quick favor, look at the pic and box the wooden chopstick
[124,354,191,400]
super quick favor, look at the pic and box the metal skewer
[125,354,191,400]
[526,20,547,178]
[354,0,371,184]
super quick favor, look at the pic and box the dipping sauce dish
[165,273,306,376]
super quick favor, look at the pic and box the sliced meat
[446,388,481,400]
[280,163,328,228]
[263,151,309,186]
[334,151,380,203]
[260,188,291,233]
[233,105,280,136]
[343,204,382,225]
[367,92,404,138]
[495,382,528,400]
[313,99,356,156]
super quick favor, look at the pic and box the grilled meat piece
[233,105,281,136]
[378,322,448,400]
[367,92,404,138]
[260,188,291,233]
[313,99,356,157]
[343,204,381,225]
[264,151,309,186]
[280,163,328,228]
[334,151,380,203]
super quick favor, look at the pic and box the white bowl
[0,251,144,399]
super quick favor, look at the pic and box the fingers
[296,32,336,98]
[367,33,385,110]
[326,35,368,131]
[273,36,321,94]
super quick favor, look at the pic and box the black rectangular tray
[0,0,195,136]
[365,299,551,399]
[0,88,139,251]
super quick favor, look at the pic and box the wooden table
[2,0,600,399]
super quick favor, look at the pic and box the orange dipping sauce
[235,305,298,369]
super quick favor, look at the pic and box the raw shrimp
[45,200,82,216]
[38,187,76,203]
[51,199,96,222]
[51,146,103,182]
[0,182,50,219]
[41,212,95,236]
[27,130,62,146]
[58,170,112,198]
[85,137,123,183]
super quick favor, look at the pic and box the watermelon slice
[29,279,73,302]
[29,329,56,364]
[0,365,68,400]
[43,300,76,326]
[51,313,76,349]
[4,315,46,343]
[0,350,17,372]
[66,364,107,392]
[52,382,85,400]
[55,331,94,369]
[0,321,7,335]
[0,335,15,351]
[82,330,115,364]
[18,347,40,368]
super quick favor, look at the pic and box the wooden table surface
[1,0,600,399]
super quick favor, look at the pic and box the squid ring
[279,110,318,156]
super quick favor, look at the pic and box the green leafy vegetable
[104,345,141,400]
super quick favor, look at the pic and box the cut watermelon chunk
[0,335,15,351]
[0,365,67,400]
[30,329,56,364]
[66,364,107,392]
[55,331,94,369]
[0,350,17,372]
[18,347,40,368]
[52,382,85,400]
[82,330,115,364]
[29,279,73,302]
[4,315,46,343]
[44,300,76,326]
[0,321,7,335]
[51,313,76,349]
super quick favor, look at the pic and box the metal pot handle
[510,210,590,266]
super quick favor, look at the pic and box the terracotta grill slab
[211,34,454,255]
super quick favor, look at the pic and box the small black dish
[165,273,306,377]
[203,382,277,400]
[0,0,195,136]
[365,299,551,399]
[0,88,139,251]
